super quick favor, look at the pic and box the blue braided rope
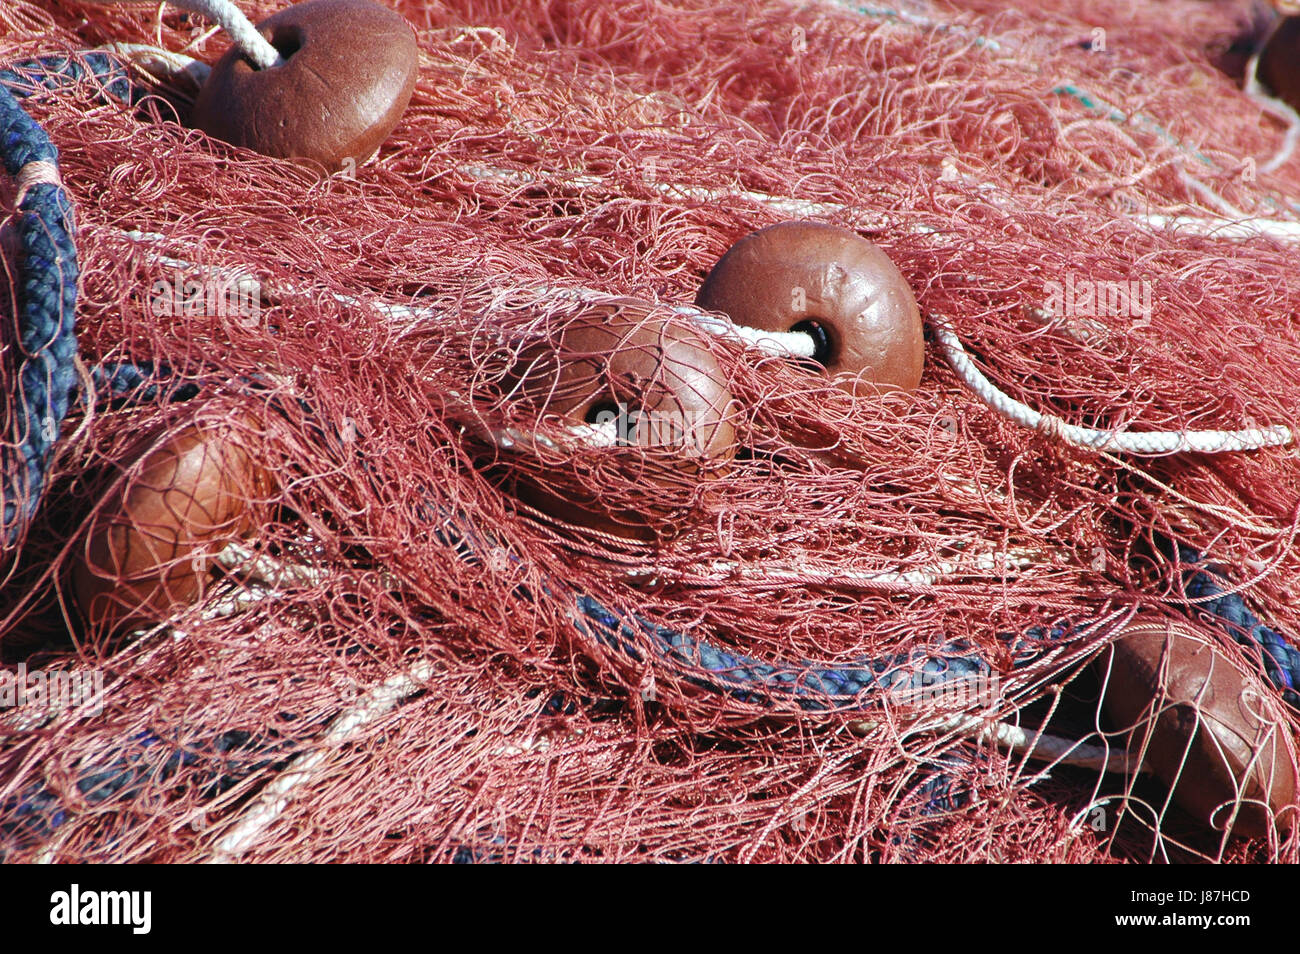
[581,548,1300,712]
[0,82,75,544]
[89,359,202,408]
[424,507,1077,712]
[0,54,128,545]
[574,594,1069,713]
[1,54,131,102]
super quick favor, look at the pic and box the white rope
[218,540,1044,601]
[106,228,819,434]
[215,541,333,588]
[454,161,890,229]
[1136,213,1300,241]
[492,420,621,451]
[941,715,1133,774]
[458,155,1300,247]
[107,226,1297,455]
[165,0,282,70]
[626,547,1041,591]
[930,313,1294,454]
[455,177,1300,447]
[849,713,1133,773]
[206,658,436,862]
[677,305,818,359]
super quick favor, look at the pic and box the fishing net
[2,0,1299,862]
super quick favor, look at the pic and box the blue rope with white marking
[0,74,76,543]
[0,54,135,547]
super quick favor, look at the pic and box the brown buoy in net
[70,414,272,636]
[696,221,925,394]
[191,0,419,172]
[1259,16,1300,110]
[1100,617,1299,838]
[505,300,739,537]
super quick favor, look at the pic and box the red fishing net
[2,0,1299,862]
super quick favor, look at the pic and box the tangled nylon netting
[3,0,1300,863]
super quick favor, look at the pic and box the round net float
[695,221,925,395]
[504,299,739,536]
[1100,617,1299,838]
[190,0,418,172]
[1259,16,1300,110]
[70,414,272,636]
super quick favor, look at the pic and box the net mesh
[1,0,1299,862]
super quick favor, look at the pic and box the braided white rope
[457,161,1300,245]
[111,231,816,363]
[676,306,818,358]
[206,657,438,862]
[626,547,1040,590]
[166,0,282,70]
[931,314,1294,454]
[108,228,817,442]
[109,226,1296,455]
[693,281,1295,457]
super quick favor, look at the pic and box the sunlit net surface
[2,0,1300,863]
